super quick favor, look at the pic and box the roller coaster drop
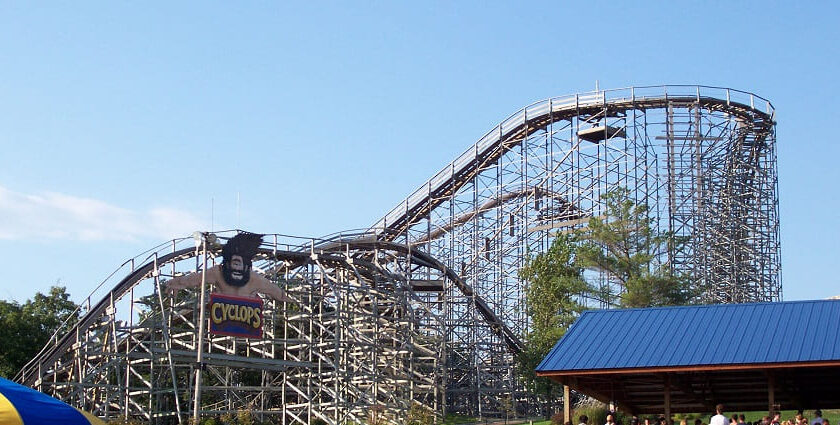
[18,86,780,423]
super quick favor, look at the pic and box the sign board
[208,293,264,339]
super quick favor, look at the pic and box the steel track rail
[17,247,196,385]
[334,239,523,353]
[371,86,774,240]
[18,240,522,385]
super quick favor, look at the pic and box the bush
[575,402,611,425]
[236,410,255,425]
[406,404,434,425]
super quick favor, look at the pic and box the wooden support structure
[17,237,450,424]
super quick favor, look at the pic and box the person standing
[710,404,730,425]
[811,411,823,425]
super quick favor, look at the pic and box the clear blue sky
[1,2,837,303]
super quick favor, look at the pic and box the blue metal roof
[536,299,840,373]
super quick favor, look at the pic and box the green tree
[575,188,693,308]
[23,286,81,343]
[0,286,80,378]
[517,233,590,398]
[515,189,694,403]
[0,300,38,378]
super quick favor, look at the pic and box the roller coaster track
[371,85,774,240]
[17,85,780,421]
[18,246,194,385]
[17,237,521,386]
[322,239,523,352]
[18,246,193,385]
[362,86,779,416]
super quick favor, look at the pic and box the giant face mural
[220,232,263,288]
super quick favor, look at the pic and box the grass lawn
[739,410,840,425]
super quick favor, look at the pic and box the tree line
[0,286,80,378]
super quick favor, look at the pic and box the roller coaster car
[535,198,584,223]
[577,125,626,142]
[536,207,585,223]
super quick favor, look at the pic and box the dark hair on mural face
[220,232,264,287]
[222,232,264,261]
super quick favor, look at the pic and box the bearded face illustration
[220,232,263,287]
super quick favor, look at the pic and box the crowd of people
[568,404,830,425]
[704,405,829,425]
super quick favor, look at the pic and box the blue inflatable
[0,377,105,425]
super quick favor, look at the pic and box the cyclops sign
[209,293,263,338]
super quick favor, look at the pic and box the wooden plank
[410,280,444,292]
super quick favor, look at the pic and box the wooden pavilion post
[767,372,775,414]
[564,384,571,424]
[664,374,671,424]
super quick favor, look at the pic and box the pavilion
[536,300,840,419]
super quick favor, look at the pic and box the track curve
[365,85,780,415]
[16,86,781,420]
[17,235,521,387]
[371,85,774,239]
